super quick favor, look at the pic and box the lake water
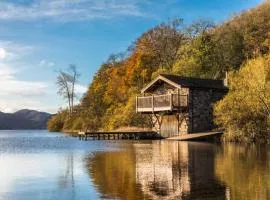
[0,131,270,200]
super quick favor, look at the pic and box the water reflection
[88,141,227,200]
[2,131,270,200]
[215,144,270,200]
[58,154,75,198]
[0,130,100,200]
[88,146,145,199]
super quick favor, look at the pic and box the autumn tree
[173,20,218,78]
[214,54,270,142]
[48,1,270,135]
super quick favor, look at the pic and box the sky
[0,0,264,114]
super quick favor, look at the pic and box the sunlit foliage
[47,110,68,132]
[215,54,270,142]
[48,1,270,141]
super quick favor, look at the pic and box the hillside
[0,109,51,130]
[48,1,270,141]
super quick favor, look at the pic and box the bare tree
[184,19,215,39]
[57,65,80,114]
[138,18,186,72]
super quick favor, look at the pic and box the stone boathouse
[136,74,228,138]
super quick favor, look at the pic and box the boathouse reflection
[134,141,227,200]
[88,141,227,200]
[134,141,190,199]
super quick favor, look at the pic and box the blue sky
[0,0,263,113]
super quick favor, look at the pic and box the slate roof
[160,74,227,89]
[142,74,228,93]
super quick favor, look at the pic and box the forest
[48,1,270,142]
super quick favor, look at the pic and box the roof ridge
[159,74,223,82]
[141,73,228,93]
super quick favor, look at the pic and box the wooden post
[177,114,180,135]
[136,96,138,113]
[170,93,173,111]
[152,95,154,112]
[177,89,180,108]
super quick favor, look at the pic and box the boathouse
[136,74,228,138]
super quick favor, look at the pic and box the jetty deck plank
[77,131,160,140]
[167,131,223,141]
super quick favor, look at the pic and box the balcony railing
[136,93,188,113]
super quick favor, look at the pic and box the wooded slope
[48,1,270,141]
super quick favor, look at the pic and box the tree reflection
[58,153,75,199]
[88,146,146,200]
[87,141,227,200]
[215,144,270,200]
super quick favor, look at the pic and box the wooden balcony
[136,94,188,113]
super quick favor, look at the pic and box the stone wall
[189,88,226,133]
[149,83,226,136]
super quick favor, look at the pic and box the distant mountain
[0,109,52,130]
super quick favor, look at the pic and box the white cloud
[0,99,44,113]
[0,41,66,113]
[0,64,17,80]
[0,42,49,99]
[0,0,147,22]
[0,40,34,61]
[0,48,7,60]
[0,65,51,112]
[0,79,48,97]
[75,84,88,94]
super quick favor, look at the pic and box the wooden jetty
[77,131,161,140]
[166,131,223,141]
[77,131,223,141]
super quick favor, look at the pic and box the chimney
[223,71,228,87]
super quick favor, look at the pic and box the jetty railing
[136,93,188,113]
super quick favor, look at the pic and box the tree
[184,19,215,39]
[173,27,218,78]
[49,1,270,134]
[47,110,68,132]
[57,65,80,114]
[138,18,186,72]
[212,24,245,78]
[214,54,270,142]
